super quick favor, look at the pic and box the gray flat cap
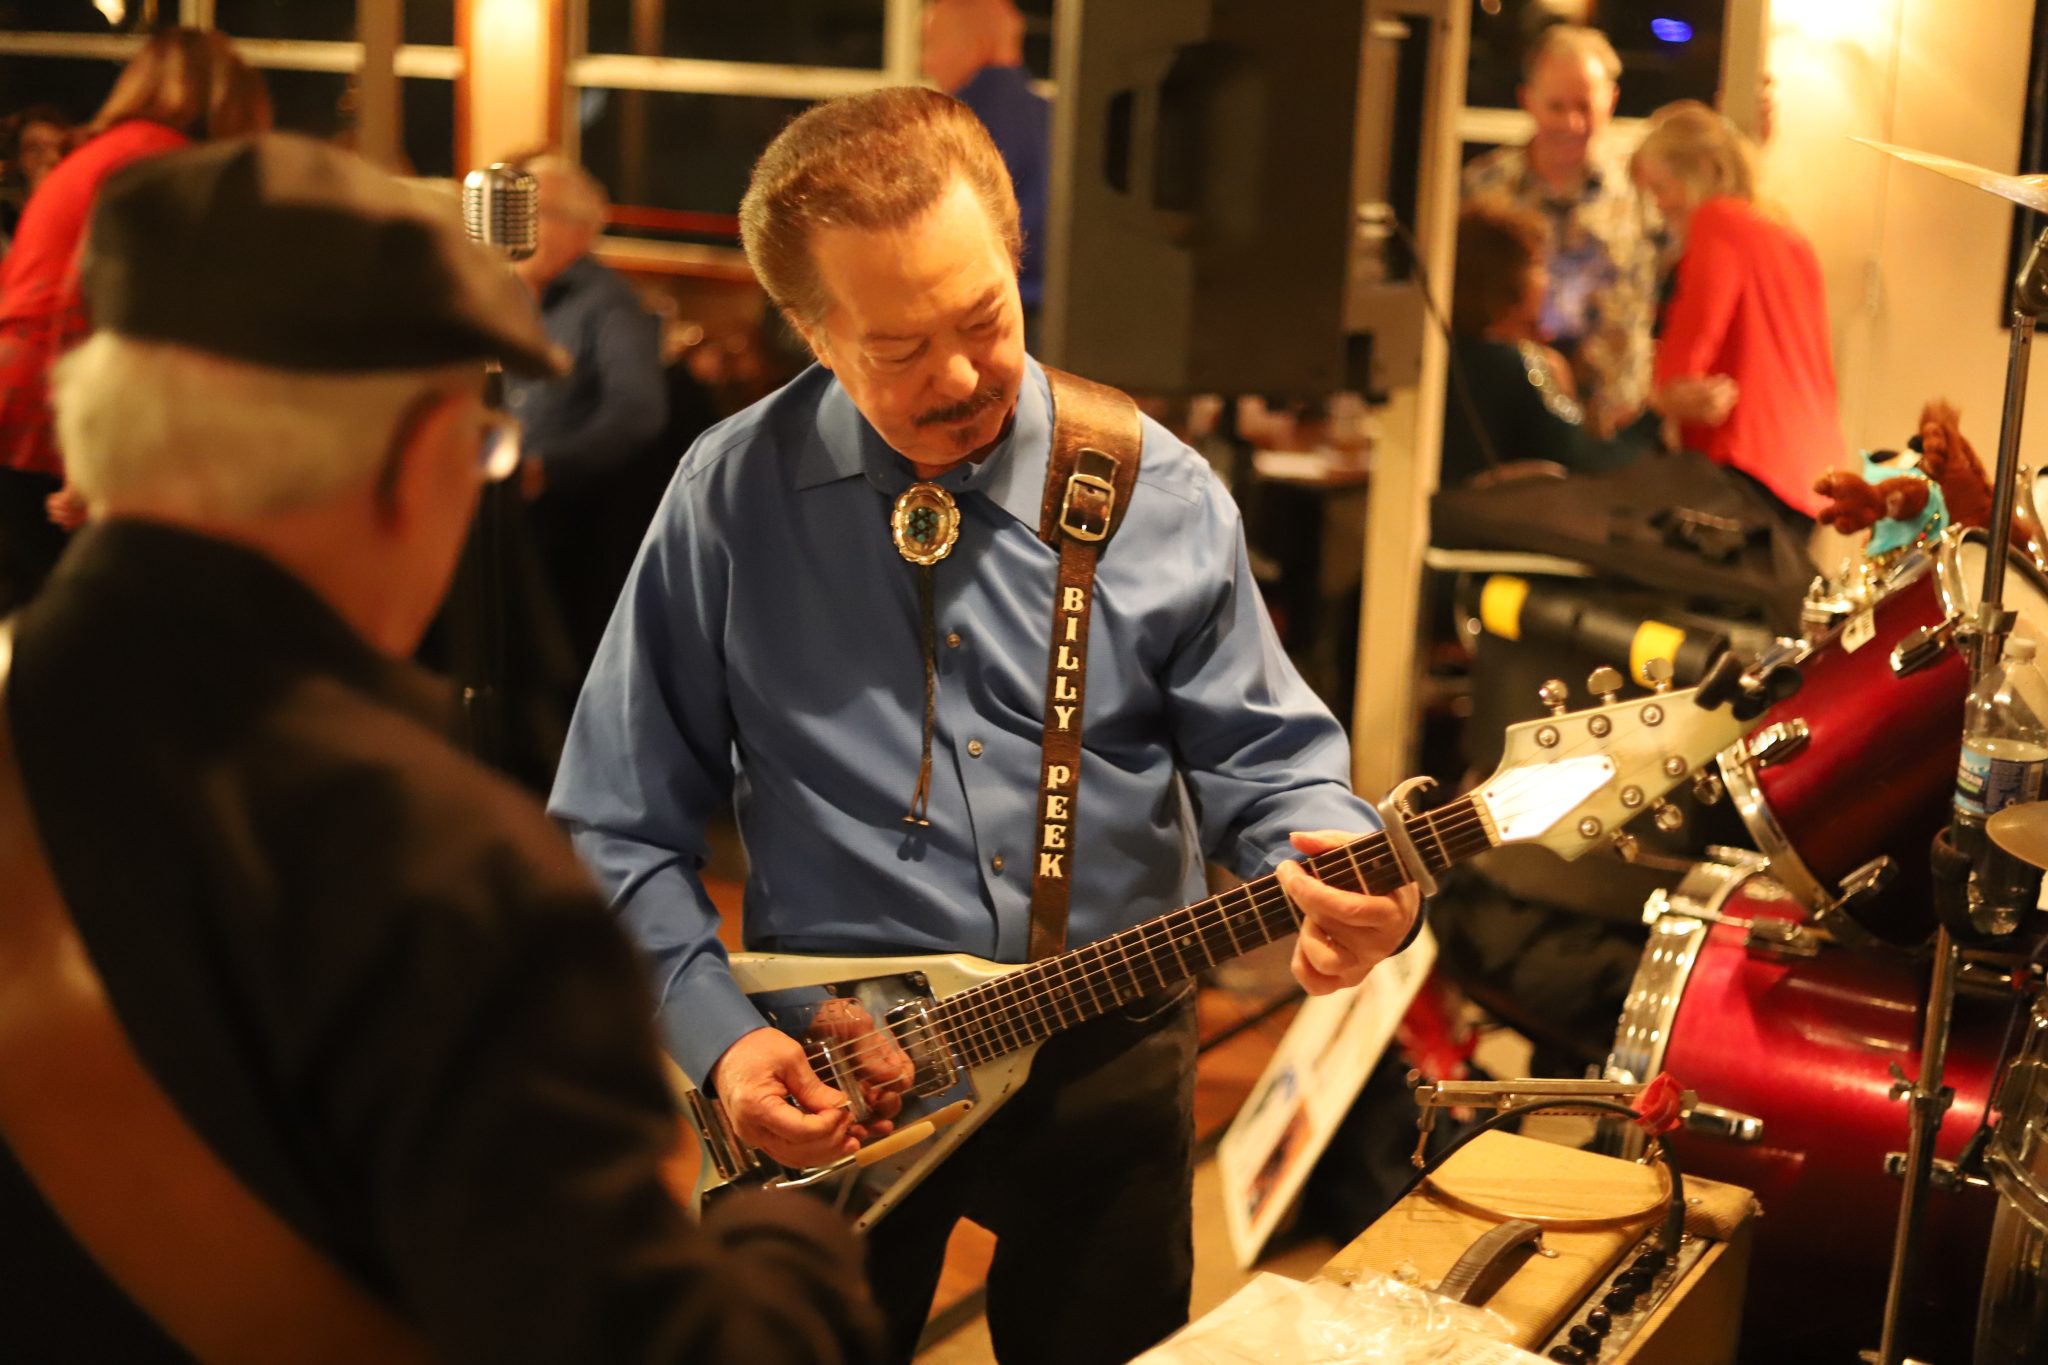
[80,132,566,377]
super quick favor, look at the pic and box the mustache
[914,384,1006,428]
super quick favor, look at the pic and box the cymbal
[1854,137,2048,215]
[1988,801,2048,868]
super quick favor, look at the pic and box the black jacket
[0,520,879,1364]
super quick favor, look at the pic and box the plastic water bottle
[1955,635,2048,933]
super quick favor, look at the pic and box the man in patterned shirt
[1463,24,1660,437]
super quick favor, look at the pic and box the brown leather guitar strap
[0,619,438,1365]
[1027,367,1142,960]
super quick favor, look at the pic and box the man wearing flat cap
[0,133,880,1364]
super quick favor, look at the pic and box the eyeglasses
[479,409,523,482]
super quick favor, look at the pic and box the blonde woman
[1632,100,1841,519]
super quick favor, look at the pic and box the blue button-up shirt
[549,358,1378,1084]
[502,254,667,488]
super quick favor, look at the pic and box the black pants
[864,987,1197,1365]
[0,468,65,615]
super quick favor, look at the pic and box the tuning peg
[1611,832,1640,863]
[1651,799,1685,833]
[1692,771,1725,806]
[1587,666,1624,704]
[1538,679,1570,716]
[1642,657,1673,694]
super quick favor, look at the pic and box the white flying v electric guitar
[677,675,1752,1231]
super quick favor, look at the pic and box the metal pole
[1876,230,2048,1364]
[1971,304,2037,676]
[1875,934,1959,1365]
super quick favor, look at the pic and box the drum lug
[1890,619,1957,677]
[1746,719,1811,766]
[1834,855,1899,917]
[1685,1103,1765,1144]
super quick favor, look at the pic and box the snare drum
[1607,860,2005,1361]
[1718,529,2048,946]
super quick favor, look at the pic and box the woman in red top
[1633,101,1842,519]
[0,27,269,611]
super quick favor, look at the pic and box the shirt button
[990,854,1005,873]
[967,739,984,757]
[946,632,963,649]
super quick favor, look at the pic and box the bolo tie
[890,482,962,826]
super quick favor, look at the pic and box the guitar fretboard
[925,796,1494,1067]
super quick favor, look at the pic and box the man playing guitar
[550,87,1421,1364]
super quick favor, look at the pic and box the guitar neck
[928,796,1494,1068]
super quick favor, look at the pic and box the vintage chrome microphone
[449,163,540,766]
[461,163,539,262]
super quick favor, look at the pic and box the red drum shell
[1718,554,1965,944]
[1612,868,2004,1361]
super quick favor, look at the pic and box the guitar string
[798,827,1494,1102]
[789,807,1493,1077]
[796,807,1492,1078]
[786,811,1491,1084]
[926,803,1491,1048]
[788,820,1438,1076]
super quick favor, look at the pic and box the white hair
[52,333,477,521]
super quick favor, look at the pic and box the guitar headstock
[1471,665,1753,861]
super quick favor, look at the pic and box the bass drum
[1716,529,2048,947]
[1605,859,2007,1362]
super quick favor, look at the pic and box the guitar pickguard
[678,951,1038,1231]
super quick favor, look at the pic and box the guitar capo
[1375,776,1439,899]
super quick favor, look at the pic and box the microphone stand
[446,164,537,773]
[451,367,510,767]
[1873,221,2048,1365]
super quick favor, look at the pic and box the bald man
[922,0,1048,319]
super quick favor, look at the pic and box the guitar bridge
[681,1087,760,1183]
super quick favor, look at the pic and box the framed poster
[1215,926,1437,1268]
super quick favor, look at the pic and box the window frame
[0,0,461,171]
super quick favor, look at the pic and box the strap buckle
[1058,450,1118,543]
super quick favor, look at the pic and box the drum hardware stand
[1874,225,2048,1365]
[1410,1078,1697,1166]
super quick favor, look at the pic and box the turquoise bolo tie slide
[891,483,961,566]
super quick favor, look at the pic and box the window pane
[1466,0,1726,118]
[0,54,119,125]
[584,0,885,68]
[0,1,147,32]
[579,88,808,237]
[216,0,355,42]
[406,0,455,46]
[263,67,353,140]
[404,76,454,178]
